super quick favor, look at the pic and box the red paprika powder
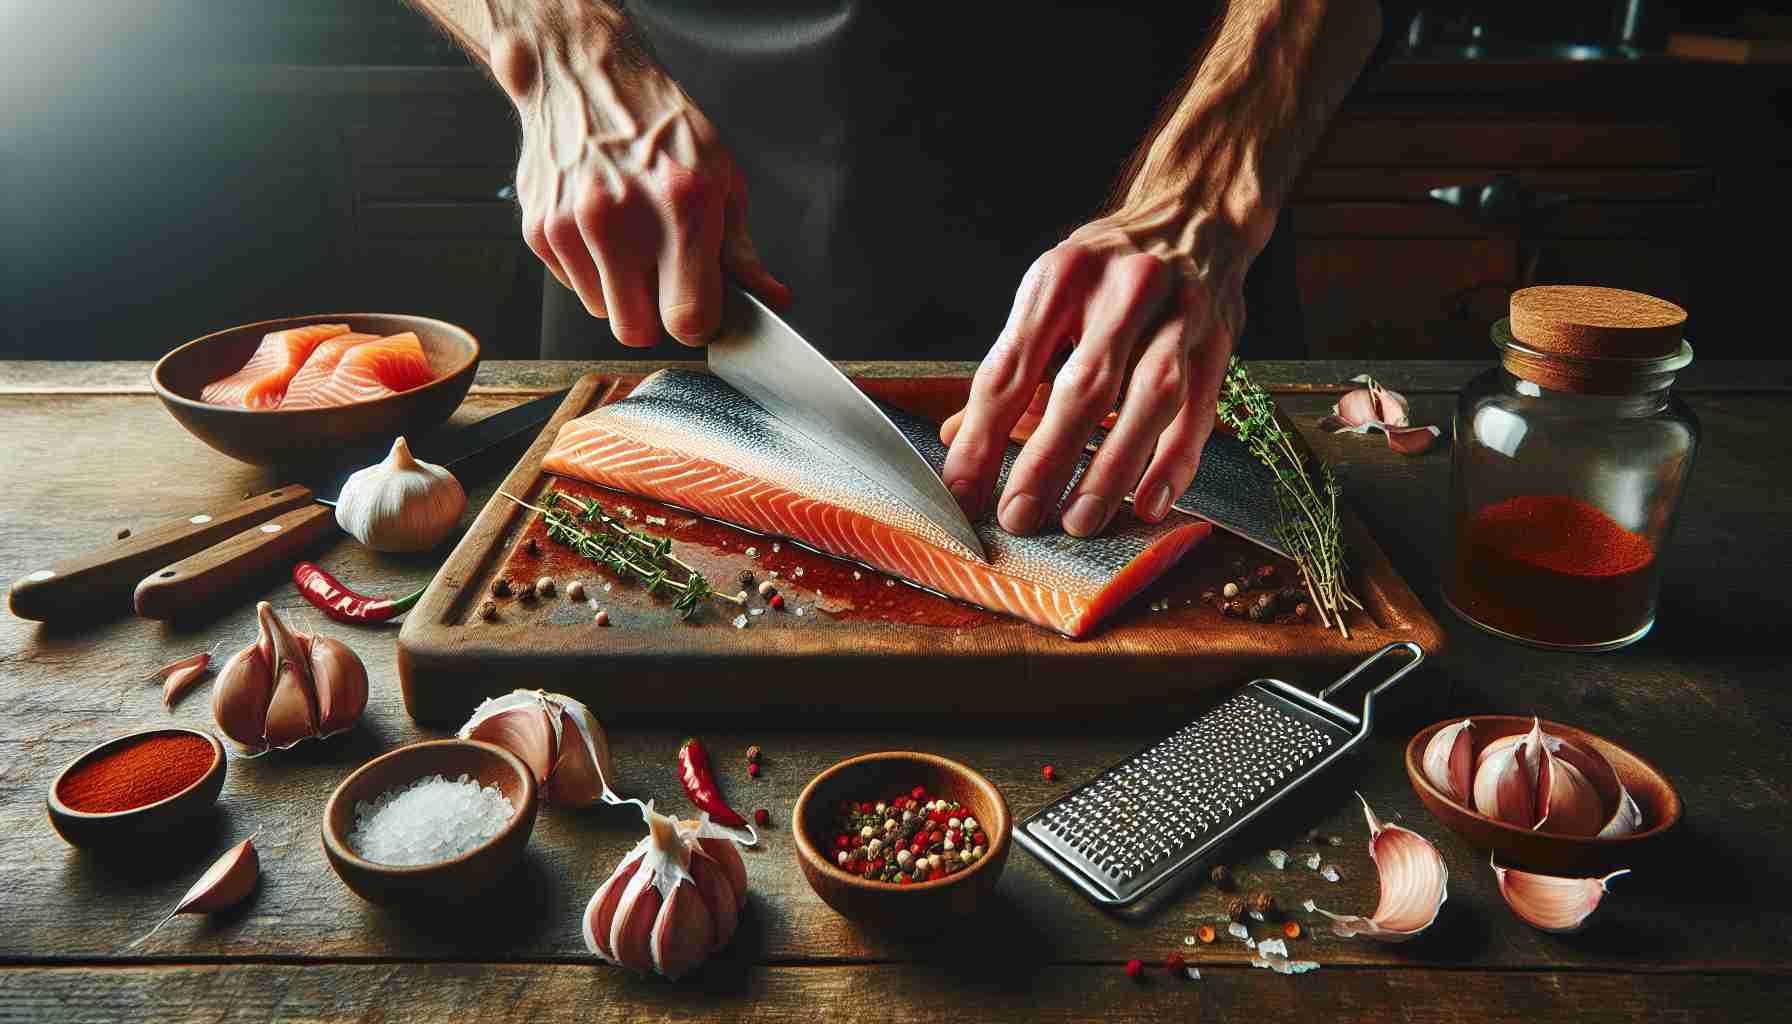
[58,733,215,813]
[1449,495,1656,647]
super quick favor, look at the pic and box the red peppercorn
[748,762,761,778]
[1042,764,1056,781]
[946,830,961,844]
[911,785,926,800]
[754,808,770,826]
[868,859,884,874]
[836,835,849,849]
[858,801,874,813]
[769,594,785,610]
[1166,952,1186,976]
[1125,959,1143,981]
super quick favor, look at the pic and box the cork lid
[1509,286,1687,359]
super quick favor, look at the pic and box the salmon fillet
[279,331,434,409]
[278,332,380,408]
[200,324,349,408]
[542,369,1211,637]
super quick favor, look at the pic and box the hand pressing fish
[541,369,1213,638]
[1318,375,1440,455]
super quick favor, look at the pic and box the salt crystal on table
[1305,852,1322,870]
[646,515,667,526]
[793,567,804,578]
[1302,899,1318,913]
[885,579,894,587]
[1249,910,1264,921]
[1267,849,1288,869]
[745,547,757,557]
[773,543,781,552]
[852,571,862,580]
[1227,922,1249,940]
[794,607,806,617]
[1328,835,1343,846]
[1321,864,1340,882]
[1258,938,1288,958]
[603,582,613,593]
[750,608,764,617]
[1252,957,1321,975]
[1185,967,1201,981]
[733,614,749,629]
[770,571,780,579]
[1184,935,1197,946]
[1245,937,1257,949]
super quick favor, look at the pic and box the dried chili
[676,737,747,827]
[292,562,425,625]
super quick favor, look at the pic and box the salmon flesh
[542,369,1211,637]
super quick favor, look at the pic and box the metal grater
[1016,642,1424,906]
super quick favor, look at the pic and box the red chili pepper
[677,737,748,828]
[293,562,424,625]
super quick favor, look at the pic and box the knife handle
[7,486,315,622]
[133,504,337,621]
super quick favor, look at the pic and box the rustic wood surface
[1,360,1787,1022]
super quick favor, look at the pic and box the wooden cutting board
[397,373,1445,726]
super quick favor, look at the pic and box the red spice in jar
[58,733,214,813]
[1450,495,1656,647]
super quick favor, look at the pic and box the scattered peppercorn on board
[397,374,1445,725]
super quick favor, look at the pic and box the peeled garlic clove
[1420,718,1474,804]
[544,694,617,807]
[1309,793,1449,942]
[308,635,368,735]
[1473,732,1539,828]
[1492,854,1630,933]
[1600,784,1645,838]
[129,835,260,948]
[459,691,560,784]
[334,435,467,552]
[212,643,272,752]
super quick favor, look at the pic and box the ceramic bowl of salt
[323,738,538,906]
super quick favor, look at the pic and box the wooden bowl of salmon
[152,313,480,465]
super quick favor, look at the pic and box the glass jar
[1444,296,1699,652]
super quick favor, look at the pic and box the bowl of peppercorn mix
[792,751,1011,932]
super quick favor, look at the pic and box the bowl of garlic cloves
[1406,715,1680,875]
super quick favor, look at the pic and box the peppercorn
[1209,863,1229,887]
[1196,924,1216,944]
[1282,921,1302,939]
[535,576,556,597]
[1225,896,1247,921]
[593,609,610,626]
[769,594,785,610]
[746,744,761,763]
[754,808,770,827]
[1124,959,1143,981]
[1165,951,1187,977]
[739,571,755,590]
[1248,891,1277,917]
[1255,564,1277,582]
[116,528,131,540]
[748,762,761,778]
[524,537,540,557]
[517,580,537,601]
[1223,599,1250,618]
[492,577,512,598]
[1248,593,1277,622]
[1294,602,1310,619]
[1221,582,1240,599]
[478,599,497,621]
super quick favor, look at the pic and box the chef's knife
[708,285,988,563]
[8,390,568,622]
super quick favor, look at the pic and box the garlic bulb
[1471,718,1620,836]
[583,801,749,979]
[1309,793,1448,942]
[333,436,466,552]
[458,690,618,807]
[212,602,368,753]
[1492,854,1630,933]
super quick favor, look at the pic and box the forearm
[405,0,644,98]
[1116,0,1382,258]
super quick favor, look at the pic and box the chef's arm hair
[406,0,656,90]
[1110,0,1382,234]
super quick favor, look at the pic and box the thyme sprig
[498,490,743,620]
[1215,358,1362,637]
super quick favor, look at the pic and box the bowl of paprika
[47,727,227,849]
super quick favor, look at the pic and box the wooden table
[2,360,1788,1022]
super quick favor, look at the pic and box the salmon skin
[201,323,349,408]
[542,369,1212,637]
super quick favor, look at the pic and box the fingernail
[1141,484,1173,521]
[998,493,1042,535]
[948,479,981,517]
[1063,494,1110,537]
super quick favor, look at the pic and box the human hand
[941,194,1266,537]
[491,16,788,347]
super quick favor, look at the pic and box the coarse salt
[745,547,758,557]
[603,582,613,593]
[1267,849,1288,869]
[733,614,749,629]
[1227,922,1249,940]
[772,543,781,552]
[852,571,862,580]
[794,607,806,617]
[347,773,515,866]
[1305,852,1322,870]
[646,515,667,526]
[1258,938,1289,958]
[1302,899,1318,913]
[1321,864,1341,882]
[793,567,804,578]
[750,608,764,616]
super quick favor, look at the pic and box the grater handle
[1317,641,1425,738]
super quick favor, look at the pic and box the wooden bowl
[792,751,1011,932]
[47,727,226,849]
[1406,715,1681,874]
[151,313,480,465]
[322,739,538,906]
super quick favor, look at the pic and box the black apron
[541,1,1304,360]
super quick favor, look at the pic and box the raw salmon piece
[278,331,435,409]
[542,370,1211,637]
[278,332,381,409]
[200,324,350,408]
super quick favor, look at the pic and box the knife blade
[7,390,569,622]
[708,286,988,563]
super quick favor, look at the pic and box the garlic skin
[211,602,367,754]
[1492,854,1630,933]
[458,689,618,807]
[582,801,749,980]
[334,436,466,552]
[1310,794,1448,942]
[1420,718,1474,803]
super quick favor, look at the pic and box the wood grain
[2,363,1789,1021]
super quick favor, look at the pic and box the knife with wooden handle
[7,487,315,621]
[133,504,338,620]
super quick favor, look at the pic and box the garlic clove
[1473,732,1539,828]
[1492,854,1630,933]
[1420,718,1474,804]
[212,643,272,752]
[695,829,749,913]
[652,881,716,981]
[128,835,259,949]
[163,660,211,708]
[308,636,368,735]
[584,851,643,963]
[334,435,468,553]
[1537,752,1604,836]
[609,867,663,973]
[684,830,740,951]
[257,602,318,748]
[544,694,617,807]
[1600,784,1645,838]
[151,650,210,682]
[459,691,559,784]
[1309,794,1449,942]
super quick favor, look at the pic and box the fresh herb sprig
[1215,358,1362,637]
[498,490,743,620]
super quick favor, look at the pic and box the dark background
[2,0,1787,361]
